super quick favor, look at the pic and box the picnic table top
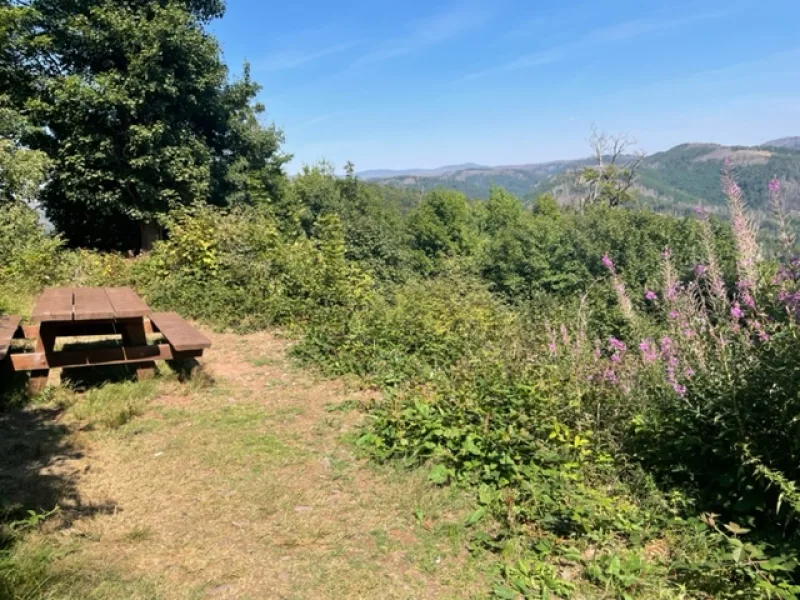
[31,287,150,323]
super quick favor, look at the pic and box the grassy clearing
[1,330,499,599]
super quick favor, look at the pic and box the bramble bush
[134,204,374,330]
[3,160,800,597]
[296,268,517,385]
[323,172,800,598]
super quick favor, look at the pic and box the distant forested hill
[366,140,800,211]
[362,159,596,199]
[764,137,800,150]
[636,143,800,211]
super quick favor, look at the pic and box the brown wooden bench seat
[0,315,21,361]
[149,312,211,352]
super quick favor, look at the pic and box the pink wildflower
[660,336,674,354]
[666,285,679,301]
[695,264,707,278]
[560,324,570,346]
[731,303,744,320]
[769,178,781,193]
[602,254,615,273]
[609,337,626,353]
[639,339,658,363]
[644,290,658,301]
[603,368,619,385]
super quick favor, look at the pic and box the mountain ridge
[364,138,800,209]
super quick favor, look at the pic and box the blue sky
[210,0,800,173]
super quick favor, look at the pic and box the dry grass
[4,329,493,599]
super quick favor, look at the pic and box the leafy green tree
[0,5,49,206]
[287,162,406,279]
[482,193,586,301]
[290,162,342,234]
[0,97,49,206]
[407,189,478,272]
[484,186,523,235]
[337,168,407,280]
[2,0,287,249]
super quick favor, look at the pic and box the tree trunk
[139,221,161,252]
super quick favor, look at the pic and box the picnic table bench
[0,287,210,392]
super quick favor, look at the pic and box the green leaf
[429,464,450,485]
[492,584,519,599]
[465,507,487,526]
[606,555,621,576]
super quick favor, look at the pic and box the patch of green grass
[65,380,159,430]
[249,356,281,368]
[323,399,360,413]
[185,404,307,469]
[122,526,152,544]
[0,539,163,600]
[265,406,304,423]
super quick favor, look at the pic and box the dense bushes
[297,272,516,384]
[2,162,800,597]
[134,204,372,330]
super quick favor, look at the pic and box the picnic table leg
[28,322,56,394]
[119,319,155,380]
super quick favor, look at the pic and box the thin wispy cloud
[257,40,360,71]
[463,8,739,80]
[463,49,562,80]
[293,111,350,130]
[596,45,800,101]
[351,4,489,68]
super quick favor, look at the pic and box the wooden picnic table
[0,287,211,392]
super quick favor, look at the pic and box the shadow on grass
[61,365,138,391]
[167,357,203,382]
[0,368,117,541]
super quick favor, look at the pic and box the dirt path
[11,331,489,599]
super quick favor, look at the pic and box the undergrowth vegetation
[2,160,800,597]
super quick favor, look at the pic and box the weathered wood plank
[0,315,21,360]
[149,312,211,352]
[17,320,152,342]
[10,344,202,371]
[105,287,150,319]
[73,288,116,321]
[31,288,73,322]
[19,324,39,339]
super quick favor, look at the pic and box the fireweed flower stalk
[723,166,760,287]
[695,206,728,310]
[660,247,680,306]
[768,177,796,257]
[601,254,635,323]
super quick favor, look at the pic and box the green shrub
[295,271,516,385]
[0,203,65,292]
[135,205,373,330]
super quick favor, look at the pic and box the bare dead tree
[578,127,646,211]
